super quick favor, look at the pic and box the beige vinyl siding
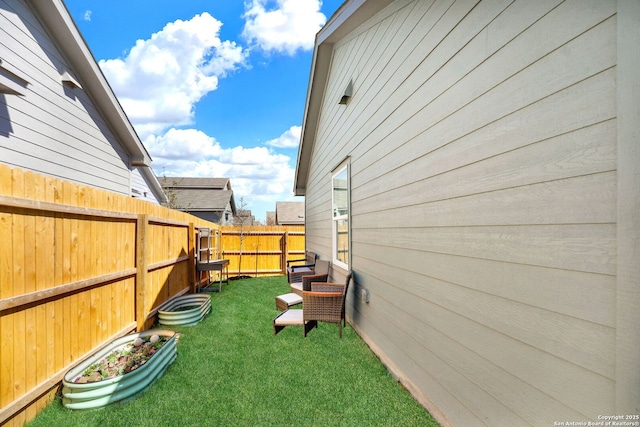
[304,0,618,425]
[0,0,132,194]
[615,0,640,414]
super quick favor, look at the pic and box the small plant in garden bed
[74,334,167,383]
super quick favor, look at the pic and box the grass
[28,276,439,427]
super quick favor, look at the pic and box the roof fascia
[30,0,152,167]
[294,0,394,195]
[139,167,168,204]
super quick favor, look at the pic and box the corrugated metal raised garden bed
[157,294,211,326]
[61,330,177,410]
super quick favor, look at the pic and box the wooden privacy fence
[0,165,218,427]
[218,225,306,277]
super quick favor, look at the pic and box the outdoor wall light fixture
[360,288,370,304]
[339,79,353,105]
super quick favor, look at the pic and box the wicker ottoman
[275,292,302,311]
[273,309,317,336]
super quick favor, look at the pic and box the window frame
[331,161,350,270]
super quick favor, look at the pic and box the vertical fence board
[217,226,306,277]
[136,215,148,332]
[0,166,295,425]
[68,180,81,366]
[51,177,64,387]
[22,171,37,422]
[44,176,56,385]
[34,173,50,412]
[61,181,72,369]
[78,192,90,357]
[0,165,14,413]
[11,169,26,427]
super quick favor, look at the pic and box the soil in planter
[74,335,168,384]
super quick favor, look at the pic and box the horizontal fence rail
[0,165,308,427]
[0,165,307,426]
[218,226,306,278]
[0,165,218,427]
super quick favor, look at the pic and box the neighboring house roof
[168,189,234,212]
[159,177,235,212]
[275,201,305,225]
[159,177,231,190]
[295,0,394,196]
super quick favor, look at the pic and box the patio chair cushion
[275,292,302,311]
[286,251,317,282]
[290,270,329,296]
[274,309,303,325]
[273,309,317,335]
[288,258,329,285]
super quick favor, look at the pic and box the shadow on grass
[28,276,439,427]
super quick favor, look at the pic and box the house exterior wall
[130,168,164,205]
[303,0,630,425]
[0,0,160,202]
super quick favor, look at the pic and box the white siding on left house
[0,0,132,195]
[130,167,162,205]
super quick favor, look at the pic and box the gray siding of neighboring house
[303,0,637,425]
[130,168,162,204]
[0,0,140,197]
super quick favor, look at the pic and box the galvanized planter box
[61,330,177,410]
[157,294,211,326]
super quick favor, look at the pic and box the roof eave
[294,0,395,196]
[31,0,152,167]
[140,167,168,204]
[294,42,332,196]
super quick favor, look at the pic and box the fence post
[135,214,148,331]
[188,222,196,293]
[281,231,288,274]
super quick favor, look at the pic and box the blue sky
[64,0,344,221]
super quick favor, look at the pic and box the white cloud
[145,128,222,160]
[94,12,308,219]
[83,10,92,21]
[98,13,246,139]
[265,125,300,148]
[242,0,326,55]
[149,128,297,218]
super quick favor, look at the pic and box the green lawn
[28,276,438,427]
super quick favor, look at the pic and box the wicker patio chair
[272,286,343,337]
[302,284,345,337]
[272,271,352,338]
[338,272,352,327]
[310,271,352,329]
[286,251,317,284]
[289,260,330,296]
